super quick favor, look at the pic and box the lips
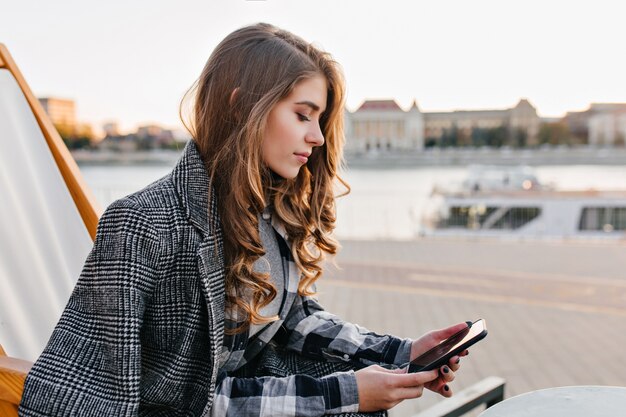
[294,153,309,164]
[294,152,311,164]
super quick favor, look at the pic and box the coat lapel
[171,141,226,377]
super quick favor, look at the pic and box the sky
[2,0,626,133]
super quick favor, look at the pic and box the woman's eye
[297,113,311,122]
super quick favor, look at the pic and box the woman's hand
[355,365,439,412]
[410,322,471,397]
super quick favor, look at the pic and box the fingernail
[465,321,473,328]
[442,366,450,374]
[455,358,460,364]
[444,385,450,392]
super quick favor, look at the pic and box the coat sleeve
[19,198,161,417]
[279,289,413,369]
[211,371,359,417]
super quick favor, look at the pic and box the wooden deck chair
[0,344,31,415]
[0,43,101,414]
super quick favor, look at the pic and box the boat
[461,164,542,192]
[421,166,626,239]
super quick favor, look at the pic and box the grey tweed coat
[20,141,228,416]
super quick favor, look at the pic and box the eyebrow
[295,100,324,112]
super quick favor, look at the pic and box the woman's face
[262,75,327,179]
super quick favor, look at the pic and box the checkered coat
[19,141,411,416]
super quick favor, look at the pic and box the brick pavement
[316,238,626,417]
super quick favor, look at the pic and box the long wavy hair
[180,23,349,332]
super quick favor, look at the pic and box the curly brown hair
[180,23,349,332]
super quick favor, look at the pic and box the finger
[428,379,454,397]
[448,356,461,371]
[371,364,396,373]
[440,383,453,398]
[373,364,407,373]
[393,369,439,388]
[394,385,425,401]
[429,322,470,342]
[425,376,447,394]
[450,349,469,360]
[439,365,455,383]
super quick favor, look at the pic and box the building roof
[356,99,402,112]
[590,103,626,113]
[425,108,508,118]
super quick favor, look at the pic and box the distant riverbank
[73,145,626,167]
[345,146,626,168]
[72,149,183,165]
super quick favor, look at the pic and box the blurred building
[423,99,540,147]
[564,103,626,146]
[102,122,121,137]
[39,97,76,127]
[587,103,626,146]
[137,124,175,147]
[98,123,178,151]
[75,123,94,138]
[39,97,95,147]
[97,134,138,152]
[345,98,540,151]
[563,110,590,144]
[345,99,424,151]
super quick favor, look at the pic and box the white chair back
[0,53,96,361]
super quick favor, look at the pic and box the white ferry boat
[421,166,626,239]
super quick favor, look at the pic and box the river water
[79,163,626,240]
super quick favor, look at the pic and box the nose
[306,122,325,147]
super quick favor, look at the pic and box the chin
[270,168,299,180]
[281,171,299,180]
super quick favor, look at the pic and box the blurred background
[2,1,625,416]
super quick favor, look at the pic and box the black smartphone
[408,319,487,373]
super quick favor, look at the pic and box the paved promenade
[316,238,626,417]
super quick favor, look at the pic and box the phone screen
[409,319,486,371]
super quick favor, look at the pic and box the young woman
[20,23,468,416]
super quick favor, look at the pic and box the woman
[20,23,467,416]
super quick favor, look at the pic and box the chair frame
[0,43,101,239]
[0,43,100,415]
[0,345,32,414]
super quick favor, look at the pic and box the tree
[440,126,459,147]
[471,128,487,147]
[424,137,438,148]
[54,122,74,141]
[54,122,95,150]
[538,122,570,146]
[511,128,528,148]
[485,126,506,148]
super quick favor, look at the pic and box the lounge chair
[0,43,100,416]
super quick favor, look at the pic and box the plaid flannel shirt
[212,211,413,416]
